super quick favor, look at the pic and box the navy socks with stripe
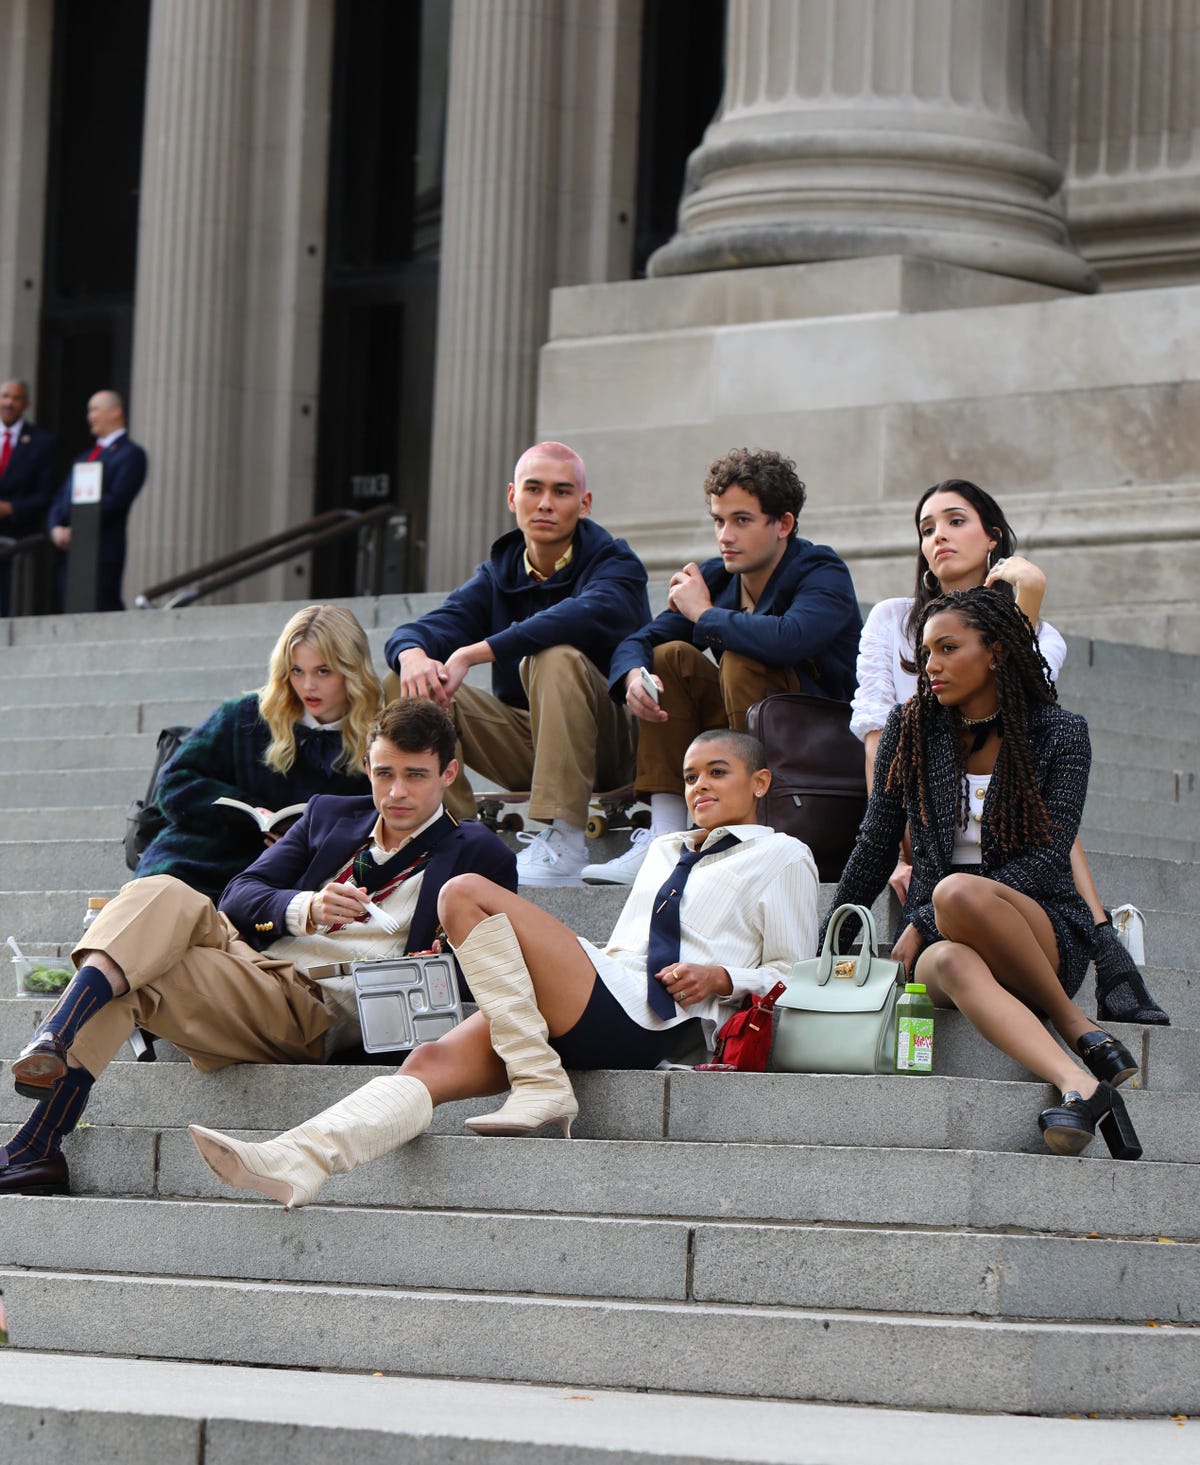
[1,1065,94,1167]
[38,965,114,1050]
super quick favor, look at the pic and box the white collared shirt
[94,427,126,451]
[581,822,820,1044]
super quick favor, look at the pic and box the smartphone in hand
[639,667,659,703]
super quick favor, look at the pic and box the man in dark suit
[0,700,517,1196]
[584,448,862,885]
[47,388,148,611]
[0,379,56,616]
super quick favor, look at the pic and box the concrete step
[1063,698,1200,744]
[1084,853,1200,917]
[3,808,125,842]
[5,838,138,890]
[3,1263,1197,1416]
[1087,726,1199,774]
[0,769,145,810]
[5,1192,1199,1326]
[2,1064,1196,1168]
[0,732,155,771]
[1063,633,1200,684]
[1091,763,1199,805]
[1081,828,1200,862]
[0,699,217,740]
[0,626,396,677]
[6,1354,1192,1465]
[1058,663,1200,712]
[2,993,1196,1092]
[1081,792,1200,842]
[0,667,265,708]
[0,593,445,645]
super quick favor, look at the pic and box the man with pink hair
[385,443,649,887]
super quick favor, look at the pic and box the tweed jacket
[828,699,1092,948]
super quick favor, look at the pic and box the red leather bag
[710,982,788,1071]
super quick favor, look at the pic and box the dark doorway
[37,0,150,473]
[634,0,726,278]
[313,0,450,597]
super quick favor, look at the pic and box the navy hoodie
[386,518,650,710]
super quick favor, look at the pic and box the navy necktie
[645,833,739,1018]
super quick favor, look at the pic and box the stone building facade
[1,0,1197,646]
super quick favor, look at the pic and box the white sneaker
[581,826,654,886]
[515,827,589,887]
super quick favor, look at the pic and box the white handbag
[1110,904,1146,965]
[769,904,905,1076]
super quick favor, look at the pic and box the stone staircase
[1,600,1199,1460]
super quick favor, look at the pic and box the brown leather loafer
[0,1153,70,1195]
[11,1034,69,1099]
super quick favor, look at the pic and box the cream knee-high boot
[454,912,578,1137]
[188,1073,433,1209]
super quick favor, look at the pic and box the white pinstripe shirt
[581,824,820,1044]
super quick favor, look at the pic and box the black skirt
[551,973,703,1070]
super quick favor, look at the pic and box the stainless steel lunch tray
[351,954,464,1053]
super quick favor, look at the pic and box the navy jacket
[609,538,862,702]
[386,518,650,710]
[0,421,56,538]
[219,794,518,961]
[49,432,148,610]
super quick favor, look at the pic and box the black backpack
[123,725,192,871]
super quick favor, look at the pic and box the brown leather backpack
[745,693,867,883]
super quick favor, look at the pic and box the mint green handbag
[769,904,905,1075]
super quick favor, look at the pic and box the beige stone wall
[538,257,1200,651]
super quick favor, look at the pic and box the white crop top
[951,774,990,865]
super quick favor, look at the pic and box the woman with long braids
[850,478,1168,1025]
[135,604,383,900]
[829,586,1141,1159]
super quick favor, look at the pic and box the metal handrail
[0,531,50,563]
[135,505,398,609]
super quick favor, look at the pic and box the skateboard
[475,785,650,840]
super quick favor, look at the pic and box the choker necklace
[956,707,1001,753]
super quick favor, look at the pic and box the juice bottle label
[896,1015,934,1072]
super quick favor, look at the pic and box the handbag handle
[816,904,878,988]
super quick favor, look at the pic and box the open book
[213,796,307,833]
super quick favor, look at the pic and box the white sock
[649,794,688,837]
[551,819,586,856]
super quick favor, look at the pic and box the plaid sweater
[135,694,369,902]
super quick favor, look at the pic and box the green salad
[22,964,72,993]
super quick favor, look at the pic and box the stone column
[424,0,563,588]
[0,1,53,384]
[126,0,256,598]
[649,0,1096,292]
[1047,0,1200,288]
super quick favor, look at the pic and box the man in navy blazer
[0,700,517,1197]
[48,388,148,611]
[584,448,862,885]
[0,379,56,616]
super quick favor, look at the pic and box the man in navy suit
[48,388,148,611]
[0,700,517,1196]
[584,448,862,885]
[0,379,56,616]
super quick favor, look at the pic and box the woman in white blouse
[189,728,819,1208]
[850,478,1168,1026]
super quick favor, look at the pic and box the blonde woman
[136,605,382,899]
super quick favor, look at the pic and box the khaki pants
[635,642,801,796]
[68,875,331,1080]
[389,646,635,827]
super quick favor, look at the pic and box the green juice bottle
[895,982,935,1074]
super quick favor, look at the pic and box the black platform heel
[1038,1080,1142,1161]
[1098,1087,1142,1161]
[1076,1029,1138,1087]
